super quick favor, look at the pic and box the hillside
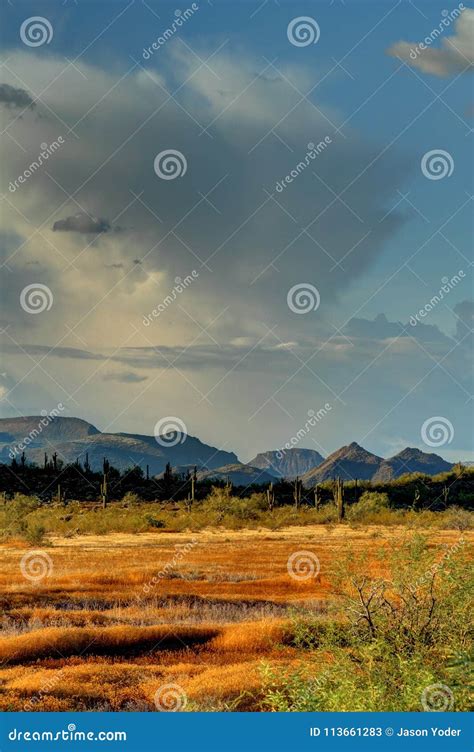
[248,448,324,478]
[0,417,238,475]
[373,448,453,481]
[302,442,383,484]
[196,464,275,486]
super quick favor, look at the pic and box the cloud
[102,371,148,383]
[0,83,35,110]
[345,313,450,344]
[387,8,474,77]
[453,299,474,339]
[52,212,110,234]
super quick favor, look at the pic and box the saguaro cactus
[293,477,302,509]
[413,488,421,511]
[267,482,275,512]
[186,468,197,513]
[334,477,345,522]
[101,457,109,508]
[57,483,64,505]
[313,484,321,510]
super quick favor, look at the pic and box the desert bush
[261,536,472,711]
[24,523,47,546]
[347,491,390,521]
[441,506,473,531]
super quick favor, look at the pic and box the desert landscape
[1,510,472,713]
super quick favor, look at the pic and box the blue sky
[0,0,472,461]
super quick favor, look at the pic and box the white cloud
[387,7,474,77]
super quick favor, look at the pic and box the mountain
[372,448,453,481]
[249,448,324,479]
[302,442,383,485]
[197,464,275,486]
[0,416,238,474]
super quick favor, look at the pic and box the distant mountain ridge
[0,416,458,482]
[249,448,324,478]
[0,416,238,475]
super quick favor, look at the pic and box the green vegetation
[261,537,472,711]
[0,489,472,541]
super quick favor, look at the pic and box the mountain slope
[197,464,275,486]
[0,417,238,474]
[249,448,324,478]
[302,442,383,484]
[373,448,453,481]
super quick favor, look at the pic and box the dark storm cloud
[0,83,35,110]
[52,213,111,234]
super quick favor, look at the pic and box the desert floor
[0,525,470,711]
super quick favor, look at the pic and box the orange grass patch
[0,624,219,664]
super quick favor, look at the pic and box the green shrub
[347,491,390,521]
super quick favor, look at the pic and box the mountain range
[0,416,456,483]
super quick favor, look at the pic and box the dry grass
[0,525,471,711]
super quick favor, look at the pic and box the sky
[0,0,473,463]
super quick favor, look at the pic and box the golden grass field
[0,524,471,711]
